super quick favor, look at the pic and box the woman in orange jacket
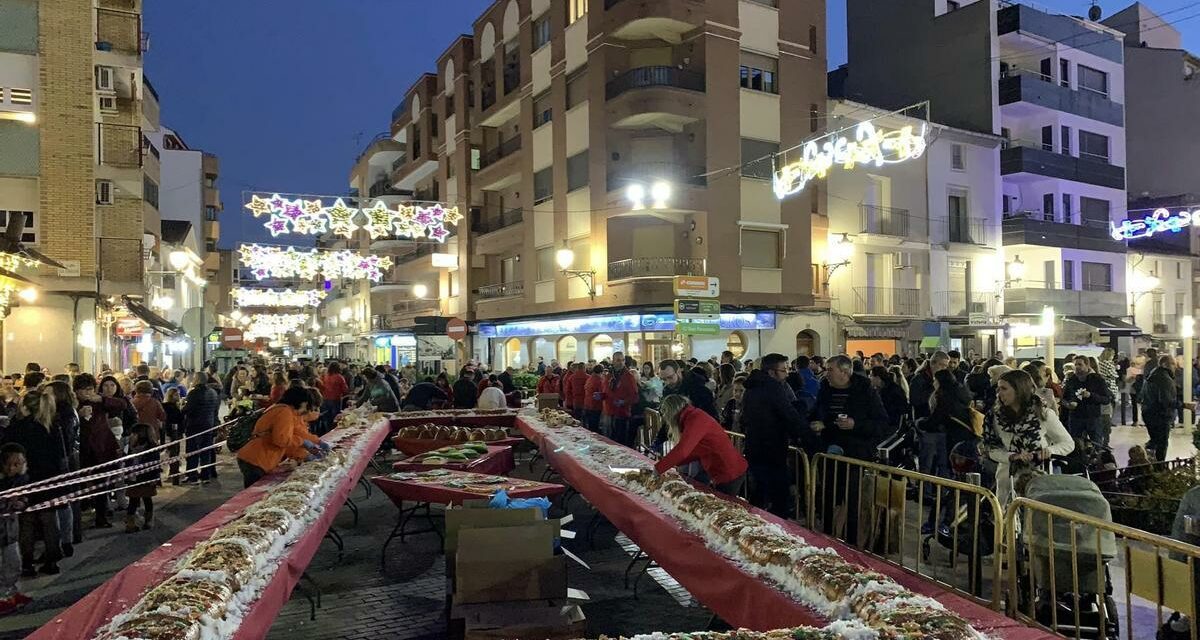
[236,386,329,488]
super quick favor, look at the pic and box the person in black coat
[741,354,810,519]
[908,352,949,422]
[870,366,909,436]
[4,391,66,575]
[659,361,718,418]
[182,373,221,484]
[1061,355,1112,444]
[921,368,975,530]
[452,367,479,409]
[402,381,448,411]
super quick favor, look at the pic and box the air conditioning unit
[95,66,115,92]
[98,95,117,113]
[96,180,114,205]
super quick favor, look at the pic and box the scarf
[983,402,1043,463]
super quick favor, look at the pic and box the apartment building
[838,0,1140,352]
[816,100,1003,357]
[0,0,158,371]
[354,0,829,369]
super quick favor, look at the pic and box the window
[1061,193,1072,223]
[8,88,31,105]
[1177,262,1183,280]
[205,241,216,253]
[1059,59,1070,88]
[1078,64,1108,96]
[741,229,781,269]
[143,176,159,209]
[809,104,819,133]
[951,144,964,170]
[740,138,778,180]
[1081,262,1113,292]
[569,0,588,25]
[946,0,960,11]
[1060,125,1071,155]
[810,184,821,215]
[470,148,481,171]
[566,151,588,192]
[1079,130,1109,161]
[96,180,114,205]
[533,92,552,128]
[95,66,115,92]
[1041,126,1053,152]
[0,211,34,244]
[739,52,778,94]
[1080,197,1109,228]
[1063,259,1074,290]
[205,206,219,221]
[536,246,556,281]
[501,255,520,284]
[808,25,818,54]
[1176,293,1186,320]
[566,70,587,109]
[947,190,971,243]
[1042,193,1055,221]
[1002,194,1011,214]
[532,14,551,50]
[1043,261,1056,288]
[204,176,216,188]
[534,167,552,204]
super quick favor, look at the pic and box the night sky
[143,0,1200,250]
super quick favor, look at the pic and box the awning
[122,296,183,337]
[1066,316,1142,336]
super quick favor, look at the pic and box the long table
[28,418,391,640]
[515,416,1058,639]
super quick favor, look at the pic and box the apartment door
[948,190,970,243]
[864,175,897,235]
[500,255,520,285]
[948,259,968,316]
[863,252,892,314]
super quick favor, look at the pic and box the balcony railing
[935,291,995,318]
[853,286,921,316]
[477,281,524,300]
[368,178,406,199]
[98,123,143,168]
[394,243,439,264]
[997,69,1124,127]
[607,162,707,192]
[472,207,524,234]
[1000,141,1125,190]
[607,257,706,281]
[479,135,521,169]
[860,204,923,239]
[1002,279,1125,316]
[355,131,392,162]
[947,217,993,246]
[606,66,705,100]
[391,154,406,173]
[96,8,142,55]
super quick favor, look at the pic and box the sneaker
[62,543,74,558]
[38,563,59,575]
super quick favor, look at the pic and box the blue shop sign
[478,312,775,339]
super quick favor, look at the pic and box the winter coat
[79,394,126,466]
[236,404,311,473]
[654,406,748,485]
[182,385,220,434]
[741,369,809,465]
[908,369,936,421]
[583,374,605,412]
[1061,372,1111,426]
[1140,366,1180,425]
[877,382,910,434]
[663,372,718,419]
[602,369,639,419]
[811,374,888,460]
[452,378,479,409]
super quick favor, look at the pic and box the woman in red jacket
[582,365,605,432]
[655,394,748,496]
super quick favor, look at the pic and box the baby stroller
[1021,474,1119,640]
[920,439,996,598]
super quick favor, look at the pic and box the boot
[142,516,153,531]
[125,515,139,533]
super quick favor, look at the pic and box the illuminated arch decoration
[237,244,394,282]
[230,287,326,308]
[244,193,462,241]
[1110,207,1200,241]
[245,313,310,339]
[772,122,928,200]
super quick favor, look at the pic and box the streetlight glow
[1041,305,1055,332]
[1007,256,1026,281]
[17,288,36,303]
[412,283,428,299]
[1183,315,1195,339]
[339,307,353,321]
[168,250,190,271]
[626,184,646,211]
[650,181,671,209]
[555,247,576,271]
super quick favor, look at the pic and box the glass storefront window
[592,334,614,362]
[558,336,578,363]
[505,338,524,369]
[726,331,747,359]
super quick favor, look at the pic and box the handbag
[951,406,986,438]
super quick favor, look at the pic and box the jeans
[1099,404,1114,447]
[55,506,72,549]
[0,542,18,598]
[126,496,153,520]
[749,462,793,519]
[186,430,216,480]
[238,459,266,489]
[1146,420,1172,461]
[917,431,949,527]
[18,510,60,568]
[163,425,182,477]
[1120,393,1133,424]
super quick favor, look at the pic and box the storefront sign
[477,312,775,338]
[773,121,928,199]
[446,317,468,341]
[674,299,720,321]
[673,276,719,298]
[1110,207,1200,241]
[675,319,721,335]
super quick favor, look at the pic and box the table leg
[380,505,410,568]
[632,557,659,599]
[300,571,323,608]
[323,527,345,561]
[623,549,645,589]
[293,581,318,621]
[358,476,373,499]
[528,449,542,472]
[345,496,360,527]
[583,513,607,550]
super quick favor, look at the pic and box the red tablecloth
[372,472,565,506]
[515,417,1057,640]
[28,419,392,640]
[388,413,518,435]
[391,445,515,476]
[392,435,524,457]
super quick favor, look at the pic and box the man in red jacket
[582,365,605,432]
[602,352,639,447]
[568,363,589,419]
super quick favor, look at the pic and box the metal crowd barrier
[1005,496,1200,640]
[723,431,810,523]
[808,452,1005,609]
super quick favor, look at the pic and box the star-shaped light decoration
[244,194,274,217]
[291,214,318,235]
[323,199,359,237]
[362,201,395,239]
[269,196,285,210]
[441,206,463,227]
[264,214,291,237]
[414,207,434,227]
[301,199,323,215]
[428,223,450,242]
[282,201,304,220]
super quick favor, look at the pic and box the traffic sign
[673,276,719,298]
[675,319,721,335]
[674,299,720,316]
[446,317,468,341]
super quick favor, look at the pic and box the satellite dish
[1088,4,1103,21]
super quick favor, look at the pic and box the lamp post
[555,243,597,300]
[1042,305,1056,371]
[1183,315,1194,427]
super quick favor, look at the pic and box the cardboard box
[453,523,565,605]
[456,602,586,640]
[444,503,545,554]
[536,393,560,410]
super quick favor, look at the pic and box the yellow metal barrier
[721,431,808,515]
[1005,496,1200,640]
[809,453,1005,609]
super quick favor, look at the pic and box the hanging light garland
[244,193,462,241]
[0,253,40,272]
[244,313,310,339]
[230,287,326,308]
[237,244,394,282]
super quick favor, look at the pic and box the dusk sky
[143,0,1200,250]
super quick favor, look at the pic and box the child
[124,423,160,533]
[0,443,31,615]
[163,388,184,485]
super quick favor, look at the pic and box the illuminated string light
[243,193,460,241]
[773,122,928,199]
[237,244,394,282]
[244,313,310,339]
[1110,207,1200,241]
[230,288,327,308]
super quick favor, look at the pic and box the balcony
[1001,211,1126,252]
[607,257,706,281]
[935,291,995,319]
[606,162,706,192]
[477,281,524,300]
[368,177,407,199]
[947,217,993,246]
[860,204,926,242]
[853,287,921,317]
[1003,280,1125,316]
[998,70,1123,127]
[479,135,521,169]
[1000,142,1125,190]
[606,66,705,100]
[603,0,704,43]
[472,207,524,235]
[997,3,1123,65]
[391,99,407,127]
[95,8,143,57]
[98,123,143,168]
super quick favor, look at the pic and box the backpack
[225,410,263,453]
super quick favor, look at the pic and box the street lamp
[555,242,597,300]
[1129,271,1160,319]
[822,233,853,288]
[168,250,190,271]
[412,283,428,299]
[1006,255,1026,283]
[1183,315,1195,427]
[625,181,672,211]
[17,287,36,303]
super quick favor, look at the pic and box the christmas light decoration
[230,287,327,308]
[242,192,461,241]
[237,244,394,282]
[1110,207,1200,241]
[244,313,310,339]
[773,122,928,199]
